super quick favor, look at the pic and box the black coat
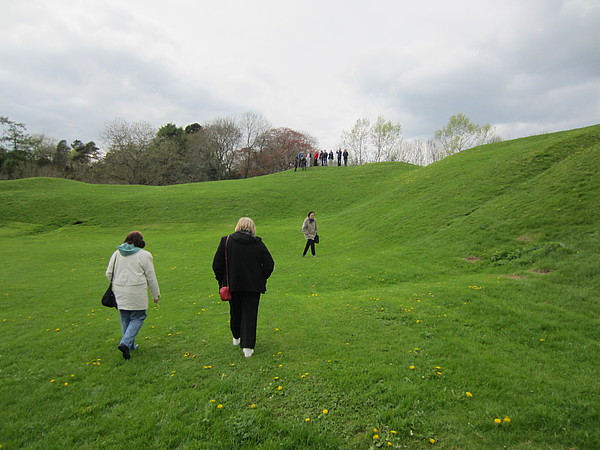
[212,231,274,294]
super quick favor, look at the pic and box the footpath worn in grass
[1,125,599,449]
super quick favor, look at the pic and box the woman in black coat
[212,217,275,357]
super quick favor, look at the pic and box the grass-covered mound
[0,124,598,448]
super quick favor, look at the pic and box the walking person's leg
[303,239,313,256]
[118,310,147,359]
[229,297,243,344]
[240,293,260,356]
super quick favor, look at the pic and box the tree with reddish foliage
[238,127,318,178]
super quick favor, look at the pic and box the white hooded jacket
[106,244,160,310]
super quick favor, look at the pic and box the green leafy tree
[371,116,403,162]
[434,113,500,158]
[184,123,202,135]
[157,123,184,141]
[342,118,371,165]
[0,116,32,178]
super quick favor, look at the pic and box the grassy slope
[0,125,599,449]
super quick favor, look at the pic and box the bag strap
[224,236,230,286]
[110,253,118,282]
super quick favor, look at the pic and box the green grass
[1,125,599,449]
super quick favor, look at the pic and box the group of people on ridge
[105,212,319,360]
[295,149,349,171]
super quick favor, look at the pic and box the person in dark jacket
[212,217,275,357]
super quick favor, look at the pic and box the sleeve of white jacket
[142,252,161,300]
[106,252,117,282]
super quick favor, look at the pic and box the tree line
[0,113,500,185]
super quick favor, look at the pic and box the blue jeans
[119,310,147,349]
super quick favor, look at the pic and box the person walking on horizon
[336,149,342,166]
[106,231,160,360]
[302,211,318,257]
[343,149,349,166]
[212,218,275,358]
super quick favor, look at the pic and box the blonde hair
[235,217,256,235]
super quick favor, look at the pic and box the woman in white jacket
[106,231,160,360]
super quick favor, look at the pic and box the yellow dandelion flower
[305,418,311,422]
[250,404,257,408]
[373,434,380,440]
[322,409,329,414]
[63,382,69,386]
[494,418,502,424]
[277,386,283,391]
[429,438,436,444]
[50,379,55,383]
[466,392,473,397]
[388,442,393,446]
[274,377,279,380]
[373,428,379,433]
[209,399,216,403]
[217,404,223,409]
[391,430,398,435]
[503,416,511,423]
[409,365,416,370]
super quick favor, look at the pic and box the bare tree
[204,117,242,179]
[237,112,271,178]
[100,118,156,184]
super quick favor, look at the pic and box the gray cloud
[1,0,598,150]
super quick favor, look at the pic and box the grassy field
[1,125,599,449]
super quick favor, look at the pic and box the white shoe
[243,348,254,358]
[232,338,241,346]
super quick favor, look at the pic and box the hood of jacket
[117,243,142,256]
[230,230,262,244]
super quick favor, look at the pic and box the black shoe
[118,343,131,360]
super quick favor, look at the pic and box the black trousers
[229,292,260,349]
[303,239,316,256]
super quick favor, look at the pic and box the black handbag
[314,234,320,244]
[102,255,118,308]
[102,284,117,308]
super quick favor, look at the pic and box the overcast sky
[1,0,598,149]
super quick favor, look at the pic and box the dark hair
[307,211,314,217]
[124,231,146,248]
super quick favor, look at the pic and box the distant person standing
[328,150,334,165]
[302,211,318,257]
[343,149,349,166]
[336,149,342,166]
[106,231,160,360]
[314,151,319,166]
[321,151,328,166]
[212,218,274,358]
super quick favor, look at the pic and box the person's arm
[261,243,275,280]
[106,252,117,282]
[143,252,161,302]
[212,237,226,287]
